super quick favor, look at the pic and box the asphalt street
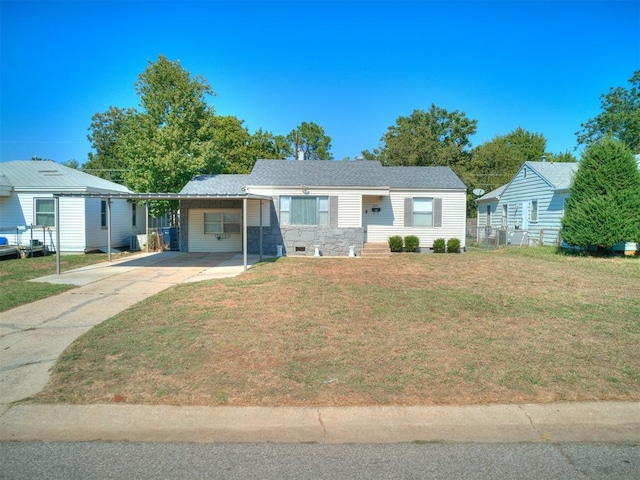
[1,442,638,480]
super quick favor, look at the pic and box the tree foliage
[210,116,286,174]
[467,128,576,197]
[363,104,477,168]
[561,137,640,253]
[86,56,287,216]
[285,122,332,160]
[576,70,640,153]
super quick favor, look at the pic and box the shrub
[404,235,420,252]
[388,235,404,252]
[432,238,446,253]
[447,237,461,253]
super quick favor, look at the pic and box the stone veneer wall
[278,226,364,257]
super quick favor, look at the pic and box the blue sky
[1,0,639,164]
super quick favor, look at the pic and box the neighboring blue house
[179,159,468,256]
[476,156,640,253]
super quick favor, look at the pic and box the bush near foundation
[388,235,404,252]
[432,238,446,253]
[447,238,461,253]
[404,235,420,252]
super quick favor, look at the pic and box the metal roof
[0,160,132,193]
[53,192,271,200]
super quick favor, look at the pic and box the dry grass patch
[36,247,640,406]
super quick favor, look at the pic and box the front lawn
[36,247,640,406]
[0,253,132,312]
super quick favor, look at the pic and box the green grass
[34,247,640,407]
[0,253,126,312]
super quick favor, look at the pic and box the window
[405,197,441,227]
[204,212,241,234]
[279,196,329,226]
[530,200,538,222]
[132,203,137,227]
[101,201,107,228]
[34,198,55,227]
[502,204,508,226]
[414,198,434,226]
[486,205,491,226]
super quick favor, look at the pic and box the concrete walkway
[1,252,639,444]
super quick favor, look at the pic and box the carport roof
[52,192,272,200]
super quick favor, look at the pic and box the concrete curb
[1,402,638,444]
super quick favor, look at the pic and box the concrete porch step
[361,242,390,257]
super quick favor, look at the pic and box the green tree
[209,116,286,174]
[363,104,477,168]
[561,137,640,254]
[85,107,137,182]
[468,128,576,195]
[122,55,219,195]
[576,70,640,153]
[285,122,332,160]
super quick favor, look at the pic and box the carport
[52,192,272,275]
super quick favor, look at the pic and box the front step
[360,242,390,257]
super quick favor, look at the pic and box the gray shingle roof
[248,159,386,187]
[0,160,131,193]
[180,174,251,195]
[476,184,508,202]
[181,159,466,194]
[526,161,578,190]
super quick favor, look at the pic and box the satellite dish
[472,188,485,196]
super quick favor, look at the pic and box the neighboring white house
[0,160,146,253]
[179,159,467,256]
[476,157,640,253]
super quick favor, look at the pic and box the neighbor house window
[101,201,107,228]
[530,200,538,222]
[502,204,508,226]
[34,198,55,227]
[404,197,441,227]
[486,205,491,226]
[132,203,137,227]
[279,196,329,226]
[204,212,241,234]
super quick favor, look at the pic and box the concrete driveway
[0,252,264,404]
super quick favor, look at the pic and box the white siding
[366,189,467,248]
[249,186,373,228]
[0,192,146,253]
[188,208,242,252]
[84,198,142,251]
[0,193,87,252]
[246,199,271,227]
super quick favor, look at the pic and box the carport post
[259,200,263,260]
[107,198,112,262]
[55,196,61,275]
[243,197,248,272]
[145,202,149,253]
